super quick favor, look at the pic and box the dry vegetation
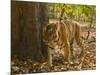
[11,26,96,74]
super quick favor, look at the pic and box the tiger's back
[61,20,81,44]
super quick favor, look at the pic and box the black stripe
[60,43,65,49]
[54,37,59,42]
[54,32,60,42]
[48,46,54,50]
[45,44,54,50]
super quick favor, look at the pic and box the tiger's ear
[44,23,49,30]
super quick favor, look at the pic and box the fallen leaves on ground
[11,29,96,74]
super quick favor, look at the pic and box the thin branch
[59,4,66,21]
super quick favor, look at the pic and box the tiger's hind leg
[70,40,74,63]
[75,24,84,58]
[75,35,86,70]
[76,38,84,58]
[64,40,73,65]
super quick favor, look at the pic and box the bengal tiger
[43,20,84,66]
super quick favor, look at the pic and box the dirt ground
[11,28,96,74]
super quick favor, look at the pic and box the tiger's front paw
[48,59,53,67]
[68,58,74,65]
[48,62,53,67]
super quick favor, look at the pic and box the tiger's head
[43,22,60,43]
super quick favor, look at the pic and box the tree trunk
[38,3,49,58]
[11,1,49,61]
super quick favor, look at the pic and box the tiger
[43,20,84,66]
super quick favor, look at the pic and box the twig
[59,4,66,21]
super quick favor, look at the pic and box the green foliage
[48,3,96,23]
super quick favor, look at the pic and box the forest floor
[11,28,96,74]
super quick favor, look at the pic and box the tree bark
[38,3,49,58]
[11,1,49,61]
